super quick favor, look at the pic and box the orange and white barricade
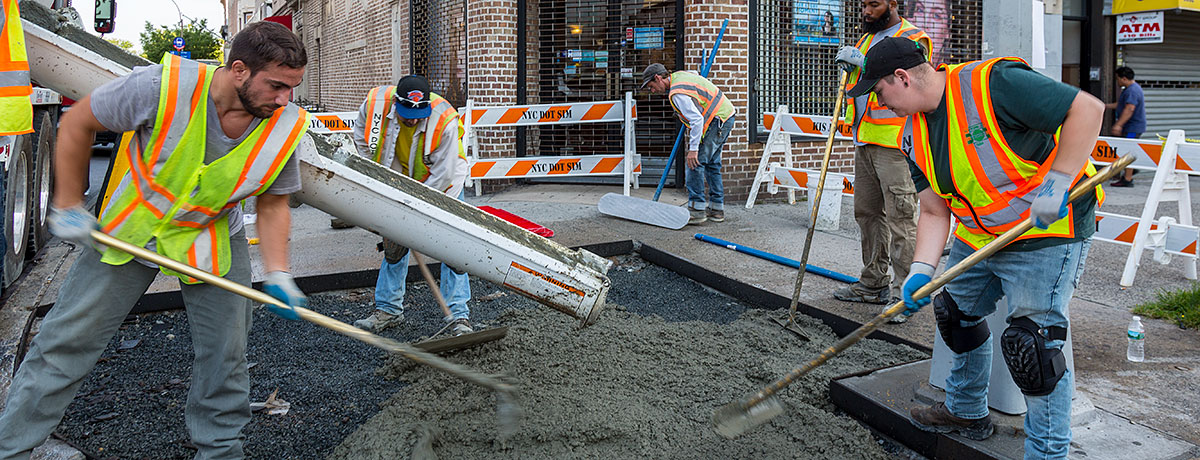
[463,92,640,196]
[1090,130,1199,286]
[306,112,357,134]
[746,105,853,209]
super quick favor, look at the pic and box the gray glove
[1031,170,1073,229]
[49,205,98,247]
[835,46,865,73]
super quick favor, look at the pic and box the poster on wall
[905,0,951,64]
[1116,11,1164,44]
[793,0,840,45]
[633,28,665,50]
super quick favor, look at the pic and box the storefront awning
[1112,0,1200,14]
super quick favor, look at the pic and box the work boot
[450,318,474,336]
[354,310,402,332]
[910,402,994,441]
[330,217,354,229]
[688,209,707,225]
[833,282,891,304]
[885,299,907,323]
[1110,178,1133,187]
[706,208,725,223]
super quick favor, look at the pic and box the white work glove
[901,262,937,316]
[1030,170,1073,229]
[49,205,98,247]
[835,46,865,73]
[263,271,306,321]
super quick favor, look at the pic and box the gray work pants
[0,231,253,460]
[853,143,919,292]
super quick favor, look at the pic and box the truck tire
[30,109,56,250]
[3,133,33,288]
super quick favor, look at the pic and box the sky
[71,0,227,54]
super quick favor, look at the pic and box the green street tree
[139,19,222,62]
[105,37,136,53]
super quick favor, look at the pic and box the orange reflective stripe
[250,111,307,195]
[208,227,219,274]
[0,85,29,97]
[593,157,621,173]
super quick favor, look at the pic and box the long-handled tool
[774,70,848,337]
[91,230,521,438]
[712,154,1134,439]
[411,251,508,353]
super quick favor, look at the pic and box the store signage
[633,27,664,49]
[1116,11,1164,44]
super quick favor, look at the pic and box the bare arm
[256,193,292,273]
[53,95,109,208]
[912,187,952,267]
[1113,104,1136,128]
[1052,91,1104,177]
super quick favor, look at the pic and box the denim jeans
[685,115,734,211]
[374,192,471,321]
[942,238,1090,460]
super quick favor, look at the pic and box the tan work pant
[853,143,918,292]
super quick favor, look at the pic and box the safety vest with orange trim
[98,55,311,282]
[901,57,1105,250]
[362,87,465,186]
[844,18,931,149]
[668,72,734,131]
[0,0,33,136]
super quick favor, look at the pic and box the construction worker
[0,0,32,136]
[832,0,932,323]
[351,75,473,336]
[850,37,1104,459]
[641,62,736,225]
[0,21,310,459]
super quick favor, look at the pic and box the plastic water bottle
[1127,316,1145,362]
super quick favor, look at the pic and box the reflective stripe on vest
[668,72,734,131]
[367,89,465,183]
[365,85,397,162]
[844,18,930,148]
[901,57,1104,249]
[0,0,32,135]
[98,54,310,282]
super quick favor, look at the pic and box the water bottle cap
[1133,316,1141,321]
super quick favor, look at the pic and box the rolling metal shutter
[1119,11,1200,136]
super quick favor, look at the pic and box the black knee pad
[1001,317,1067,396]
[933,292,990,354]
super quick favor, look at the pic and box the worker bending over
[850,37,1103,459]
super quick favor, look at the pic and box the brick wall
[300,0,400,111]
[465,0,520,192]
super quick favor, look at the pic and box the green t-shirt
[906,61,1096,251]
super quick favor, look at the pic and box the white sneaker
[354,310,402,331]
[450,318,474,336]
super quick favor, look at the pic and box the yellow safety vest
[98,54,310,282]
[0,0,32,136]
[364,87,464,183]
[844,18,931,149]
[668,71,734,131]
[901,57,1104,250]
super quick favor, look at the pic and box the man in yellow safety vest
[851,37,1105,459]
[831,0,932,324]
[0,21,311,459]
[350,75,474,336]
[641,62,736,225]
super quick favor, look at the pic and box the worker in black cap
[350,75,474,336]
[641,62,736,225]
[852,37,1105,459]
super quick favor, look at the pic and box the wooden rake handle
[90,230,515,394]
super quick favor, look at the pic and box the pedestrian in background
[1105,66,1145,187]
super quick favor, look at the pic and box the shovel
[91,230,521,438]
[711,154,1133,439]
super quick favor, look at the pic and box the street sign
[173,36,185,51]
[169,50,191,59]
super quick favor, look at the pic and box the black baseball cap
[846,37,928,98]
[394,75,433,119]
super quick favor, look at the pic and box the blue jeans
[685,115,734,211]
[942,238,1090,460]
[375,250,470,321]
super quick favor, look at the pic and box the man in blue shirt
[1105,66,1145,187]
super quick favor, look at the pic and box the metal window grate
[411,0,468,107]
[520,0,681,164]
[750,0,982,141]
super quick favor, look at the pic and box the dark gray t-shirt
[90,64,301,235]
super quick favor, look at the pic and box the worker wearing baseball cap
[350,75,473,336]
[855,37,1105,459]
[641,62,736,225]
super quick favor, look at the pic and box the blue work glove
[901,262,936,316]
[263,271,306,321]
[1031,170,1073,229]
[49,205,99,247]
[835,46,865,74]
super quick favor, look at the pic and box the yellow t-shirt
[391,123,419,177]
